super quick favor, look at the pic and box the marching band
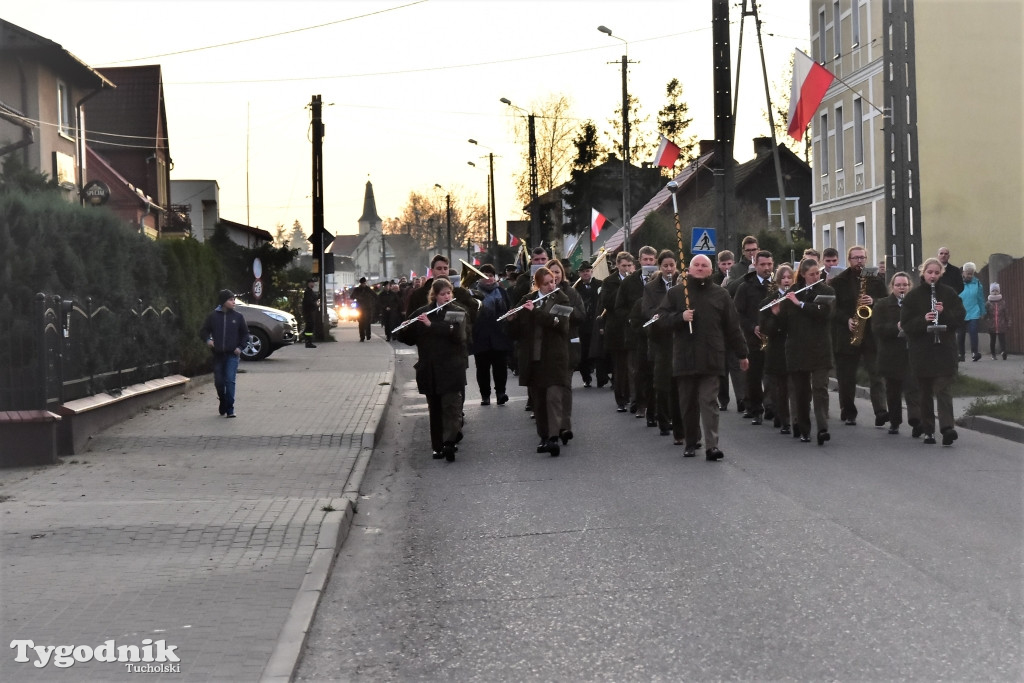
[395,241,970,462]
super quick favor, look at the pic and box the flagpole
[796,49,887,118]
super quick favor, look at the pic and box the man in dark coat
[725,235,759,297]
[377,280,403,341]
[936,247,964,294]
[831,245,888,425]
[599,251,635,411]
[733,249,775,424]
[573,261,604,387]
[351,277,376,342]
[656,254,749,460]
[615,245,658,420]
[301,278,319,348]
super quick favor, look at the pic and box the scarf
[988,294,1002,302]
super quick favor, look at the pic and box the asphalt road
[297,345,1022,681]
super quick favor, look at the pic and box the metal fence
[0,293,179,411]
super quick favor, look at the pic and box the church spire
[358,180,382,228]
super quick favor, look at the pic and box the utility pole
[619,54,631,256]
[712,0,736,255]
[527,114,539,250]
[310,95,327,339]
[488,151,497,251]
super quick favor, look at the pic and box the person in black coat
[872,272,921,436]
[573,261,604,387]
[830,246,888,426]
[656,254,748,460]
[377,280,404,341]
[470,264,513,407]
[599,251,635,411]
[758,264,794,434]
[351,277,376,342]
[396,278,468,461]
[616,245,658,421]
[302,278,319,348]
[199,289,250,418]
[733,249,775,424]
[900,258,967,445]
[777,259,836,445]
[936,247,964,294]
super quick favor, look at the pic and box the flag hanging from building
[591,209,608,242]
[652,135,682,167]
[508,234,521,247]
[788,49,836,141]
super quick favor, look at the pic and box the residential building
[171,179,220,241]
[809,0,1022,271]
[0,19,113,197]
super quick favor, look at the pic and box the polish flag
[508,234,521,247]
[788,49,836,141]
[591,209,608,242]
[652,135,681,167]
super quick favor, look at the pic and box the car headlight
[265,311,289,322]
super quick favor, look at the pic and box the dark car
[236,302,299,361]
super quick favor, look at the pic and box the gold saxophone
[759,271,777,351]
[850,270,874,346]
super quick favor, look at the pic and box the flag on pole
[409,270,416,279]
[591,209,608,242]
[591,247,610,281]
[652,135,682,167]
[787,49,836,141]
[508,234,522,247]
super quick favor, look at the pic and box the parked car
[327,306,339,328]
[236,301,299,361]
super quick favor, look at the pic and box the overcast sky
[5,1,809,241]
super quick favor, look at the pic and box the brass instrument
[392,298,454,333]
[926,283,947,344]
[849,268,875,347]
[759,272,778,351]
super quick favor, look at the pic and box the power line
[99,0,429,65]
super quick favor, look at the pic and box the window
[833,0,841,57]
[853,97,864,165]
[820,112,829,175]
[835,105,844,172]
[836,224,847,264]
[57,80,73,137]
[766,197,800,229]
[851,0,861,46]
[855,219,865,247]
[823,226,832,248]
[818,10,827,62]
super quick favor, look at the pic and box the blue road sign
[691,227,717,255]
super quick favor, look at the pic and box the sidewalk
[0,324,394,682]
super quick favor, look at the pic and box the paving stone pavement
[0,324,394,682]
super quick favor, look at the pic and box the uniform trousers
[790,368,830,436]
[743,343,767,414]
[611,350,630,408]
[765,372,790,427]
[474,349,508,399]
[884,374,920,428]
[675,374,721,449]
[426,392,463,451]
[835,348,887,421]
[530,384,565,441]
[917,374,955,436]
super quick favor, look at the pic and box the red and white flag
[788,49,835,141]
[508,234,521,247]
[591,209,608,242]
[652,135,681,168]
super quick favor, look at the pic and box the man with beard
[656,254,748,460]
[831,245,888,426]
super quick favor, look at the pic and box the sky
[5,0,809,242]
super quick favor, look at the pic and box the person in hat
[302,278,319,348]
[352,276,376,341]
[199,289,249,418]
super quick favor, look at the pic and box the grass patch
[962,394,1024,426]
[321,503,336,512]
[854,368,1003,397]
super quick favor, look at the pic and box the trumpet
[758,278,824,311]
[496,288,555,321]
[392,298,455,333]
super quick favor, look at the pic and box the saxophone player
[899,258,966,446]
[831,245,888,427]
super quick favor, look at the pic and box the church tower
[358,180,382,235]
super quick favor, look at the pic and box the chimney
[753,137,774,155]
[699,140,716,156]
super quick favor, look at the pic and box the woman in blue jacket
[957,261,987,362]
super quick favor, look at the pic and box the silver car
[236,302,299,361]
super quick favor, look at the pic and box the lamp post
[434,183,452,264]
[598,25,631,256]
[468,139,498,252]
[499,98,539,250]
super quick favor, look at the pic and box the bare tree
[605,93,655,165]
[387,188,488,251]
[506,93,578,218]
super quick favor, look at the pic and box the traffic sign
[691,227,717,255]
[252,279,263,301]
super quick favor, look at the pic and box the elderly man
[657,254,749,460]
[937,247,964,294]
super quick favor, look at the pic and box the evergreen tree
[657,78,698,165]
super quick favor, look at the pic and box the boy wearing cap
[199,289,250,417]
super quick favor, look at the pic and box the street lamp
[598,25,632,256]
[499,98,540,250]
[434,183,452,264]
[468,138,498,252]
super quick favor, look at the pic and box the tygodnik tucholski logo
[10,638,181,672]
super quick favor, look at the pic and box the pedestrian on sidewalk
[397,278,469,462]
[958,262,986,362]
[985,282,1010,360]
[199,289,249,418]
[302,278,319,348]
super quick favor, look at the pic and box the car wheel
[241,329,270,361]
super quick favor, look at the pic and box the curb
[260,332,397,683]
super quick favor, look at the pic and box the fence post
[34,293,47,410]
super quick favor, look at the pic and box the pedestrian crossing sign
[691,228,716,255]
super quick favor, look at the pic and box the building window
[823,225,831,249]
[766,197,800,229]
[833,0,841,58]
[853,97,864,165]
[820,112,829,175]
[856,219,865,247]
[836,224,847,263]
[851,0,861,46]
[57,80,73,137]
[818,9,827,62]
[835,105,844,172]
